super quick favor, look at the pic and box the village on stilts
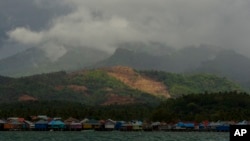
[0,115,248,132]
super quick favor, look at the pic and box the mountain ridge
[0,66,244,105]
[0,42,249,91]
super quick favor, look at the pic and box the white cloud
[7,27,43,45]
[6,0,250,59]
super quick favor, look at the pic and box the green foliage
[0,68,246,111]
[1,92,249,122]
[70,70,127,90]
[0,101,154,121]
[139,70,243,97]
[151,92,250,122]
[0,70,159,105]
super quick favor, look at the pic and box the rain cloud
[3,0,250,60]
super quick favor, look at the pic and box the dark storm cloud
[0,0,71,30]
[2,0,250,60]
[0,0,71,58]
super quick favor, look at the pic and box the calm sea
[0,131,229,141]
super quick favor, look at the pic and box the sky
[1,0,250,60]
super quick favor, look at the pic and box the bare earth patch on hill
[104,66,170,99]
[101,94,135,105]
[18,95,37,102]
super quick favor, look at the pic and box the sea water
[0,131,229,141]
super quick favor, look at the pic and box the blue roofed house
[35,120,48,131]
[48,120,66,131]
[175,122,195,130]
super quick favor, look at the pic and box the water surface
[0,131,229,141]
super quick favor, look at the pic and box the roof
[35,120,48,124]
[37,115,49,120]
[9,120,23,125]
[81,119,99,124]
[24,120,35,125]
[70,122,82,126]
[0,119,6,124]
[48,120,65,125]
[64,117,80,124]
[80,118,89,123]
[106,119,116,124]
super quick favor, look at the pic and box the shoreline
[0,128,229,132]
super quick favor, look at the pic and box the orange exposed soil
[104,66,170,99]
[18,95,37,101]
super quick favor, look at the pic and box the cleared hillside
[103,66,170,98]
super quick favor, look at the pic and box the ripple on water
[0,131,229,141]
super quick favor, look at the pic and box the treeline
[0,101,154,121]
[151,91,250,122]
[1,91,250,122]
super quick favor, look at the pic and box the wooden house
[216,124,229,132]
[0,119,6,131]
[175,122,195,130]
[48,120,66,131]
[35,120,48,131]
[151,122,161,130]
[4,119,24,131]
[132,121,143,131]
[104,119,116,131]
[64,117,81,131]
[24,120,35,130]
[142,122,153,131]
[120,123,133,131]
[115,121,124,130]
[37,115,49,120]
[69,122,82,131]
[236,120,248,125]
[82,119,100,130]
[208,121,223,130]
[159,122,173,131]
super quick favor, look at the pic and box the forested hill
[151,92,250,122]
[139,70,243,97]
[0,66,244,105]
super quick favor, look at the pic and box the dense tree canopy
[1,92,250,122]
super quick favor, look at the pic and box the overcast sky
[1,0,250,60]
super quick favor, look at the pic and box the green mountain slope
[95,43,250,90]
[0,66,244,105]
[0,70,160,105]
[139,70,243,97]
[95,44,220,73]
[195,50,250,89]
